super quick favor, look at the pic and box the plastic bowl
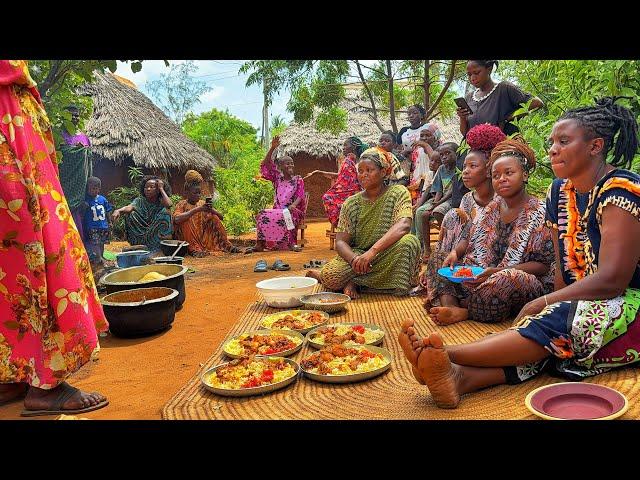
[116,250,150,268]
[256,276,318,308]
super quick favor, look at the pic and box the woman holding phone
[457,60,544,137]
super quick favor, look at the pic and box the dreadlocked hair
[469,60,499,70]
[559,96,639,169]
[489,136,537,174]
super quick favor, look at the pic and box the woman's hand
[466,267,499,286]
[351,250,375,275]
[456,106,471,119]
[442,250,458,269]
[513,297,547,326]
[156,179,165,191]
[112,210,121,221]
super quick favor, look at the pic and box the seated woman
[425,137,554,325]
[307,147,421,298]
[414,124,504,294]
[248,136,306,252]
[399,97,640,409]
[172,170,242,257]
[305,136,366,228]
[112,175,173,253]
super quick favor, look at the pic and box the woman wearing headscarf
[307,147,421,298]
[305,136,366,228]
[172,170,242,256]
[0,60,108,415]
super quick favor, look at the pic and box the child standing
[83,176,113,267]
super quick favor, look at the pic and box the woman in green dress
[112,175,173,253]
[307,147,421,298]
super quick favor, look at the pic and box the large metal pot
[101,287,179,337]
[99,264,188,308]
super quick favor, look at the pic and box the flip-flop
[312,259,327,268]
[254,259,268,272]
[21,382,109,417]
[271,259,290,271]
[291,245,303,252]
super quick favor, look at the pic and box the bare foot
[0,383,27,404]
[416,333,462,408]
[429,306,468,325]
[398,320,425,384]
[23,382,108,414]
[343,281,359,299]
[423,298,432,312]
[305,270,321,281]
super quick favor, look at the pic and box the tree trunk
[39,60,64,101]
[423,60,431,110]
[426,60,458,120]
[354,60,385,133]
[386,60,397,134]
[261,82,269,148]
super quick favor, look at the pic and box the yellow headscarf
[359,147,393,179]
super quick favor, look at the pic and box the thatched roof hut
[80,72,216,195]
[278,94,462,217]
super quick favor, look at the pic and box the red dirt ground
[0,220,340,420]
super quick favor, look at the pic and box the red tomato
[261,369,274,382]
[353,325,365,334]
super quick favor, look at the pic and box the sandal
[21,382,109,417]
[254,259,268,272]
[291,245,303,252]
[271,259,290,271]
[228,246,242,254]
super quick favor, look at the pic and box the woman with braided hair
[172,170,242,256]
[306,147,421,298]
[398,97,640,409]
[426,136,554,325]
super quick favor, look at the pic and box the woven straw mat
[162,284,640,420]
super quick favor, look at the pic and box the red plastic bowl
[525,382,628,420]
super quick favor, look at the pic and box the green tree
[500,60,640,195]
[182,109,273,235]
[27,60,147,151]
[240,60,463,136]
[270,114,287,137]
[146,60,211,125]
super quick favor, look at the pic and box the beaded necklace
[472,82,500,102]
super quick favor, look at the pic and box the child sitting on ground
[82,176,113,269]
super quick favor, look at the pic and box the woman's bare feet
[415,333,462,408]
[305,270,321,281]
[343,281,359,299]
[0,383,28,404]
[429,306,469,325]
[23,382,108,415]
[398,320,426,384]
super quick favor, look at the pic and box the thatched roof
[278,94,462,158]
[80,72,216,173]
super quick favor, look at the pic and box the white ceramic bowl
[256,276,318,308]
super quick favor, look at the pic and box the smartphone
[454,97,474,113]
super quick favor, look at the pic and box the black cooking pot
[101,287,179,337]
[160,240,189,258]
[99,264,188,308]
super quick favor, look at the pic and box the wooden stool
[326,224,337,250]
[296,192,311,247]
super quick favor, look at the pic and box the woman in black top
[457,60,544,137]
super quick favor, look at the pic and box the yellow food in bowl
[206,357,296,390]
[310,325,384,346]
[139,272,167,283]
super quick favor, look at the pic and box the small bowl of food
[437,265,485,283]
[299,292,351,313]
[256,276,318,308]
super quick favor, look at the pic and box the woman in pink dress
[248,137,306,252]
[0,60,108,416]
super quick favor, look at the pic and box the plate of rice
[300,344,391,383]
[222,329,304,358]
[306,323,385,349]
[201,356,300,397]
[260,309,329,334]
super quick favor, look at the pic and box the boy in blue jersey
[83,176,113,267]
